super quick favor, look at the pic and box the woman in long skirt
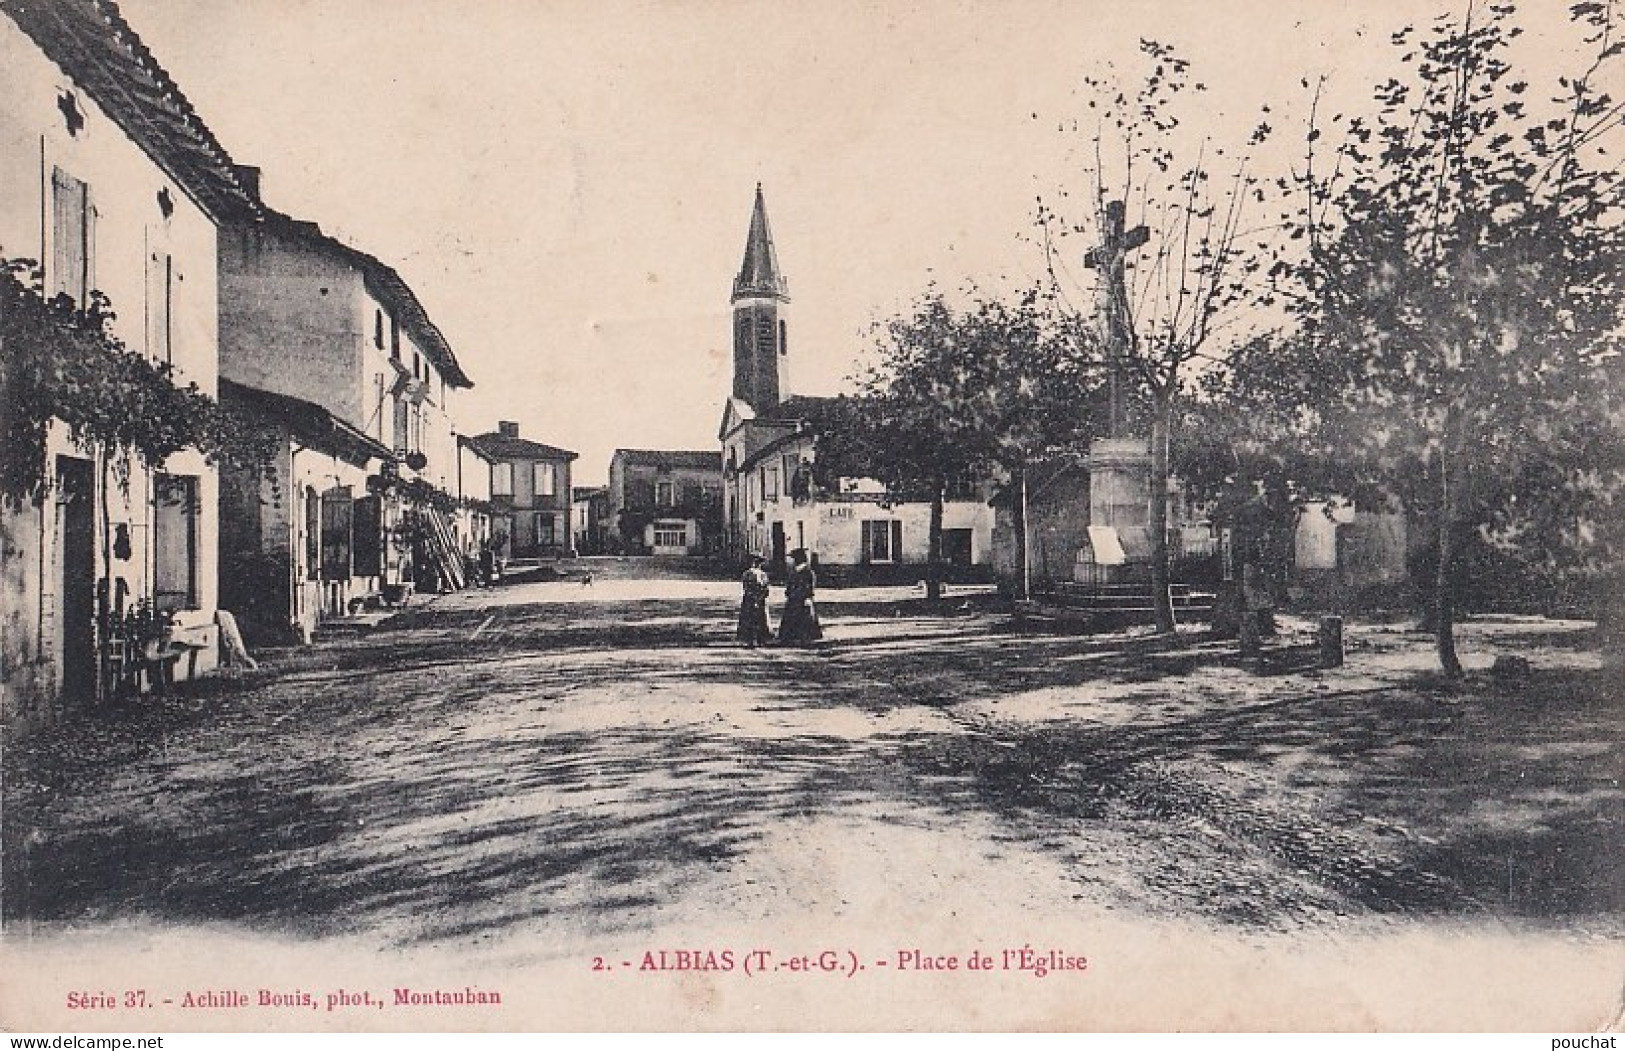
[737,555,773,647]
[777,549,823,646]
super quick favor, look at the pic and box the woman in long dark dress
[737,555,773,647]
[777,549,823,645]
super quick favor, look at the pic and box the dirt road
[2,557,1620,1029]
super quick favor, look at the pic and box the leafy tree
[1268,1,1625,675]
[821,288,1101,598]
[1036,40,1270,633]
[1173,335,1375,616]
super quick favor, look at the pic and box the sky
[113,0,1595,484]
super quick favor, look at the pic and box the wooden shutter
[147,249,172,363]
[51,168,90,304]
[304,489,321,579]
[890,520,903,564]
[153,474,199,611]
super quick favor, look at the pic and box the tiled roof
[261,209,473,389]
[754,393,841,424]
[220,378,391,465]
[613,449,722,471]
[464,432,577,462]
[3,0,262,224]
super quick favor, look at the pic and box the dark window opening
[352,495,382,576]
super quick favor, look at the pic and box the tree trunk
[96,450,113,706]
[1149,388,1176,634]
[1434,440,1464,678]
[1017,461,1031,601]
[927,480,945,601]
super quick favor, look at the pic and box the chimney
[498,421,519,438]
[233,164,262,200]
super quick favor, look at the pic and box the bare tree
[1037,41,1269,633]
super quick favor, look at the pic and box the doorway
[770,521,787,574]
[56,456,95,703]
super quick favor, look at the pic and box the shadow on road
[3,590,1619,943]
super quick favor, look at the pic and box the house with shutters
[606,449,724,556]
[717,186,993,581]
[216,187,475,642]
[461,423,577,560]
[0,0,260,718]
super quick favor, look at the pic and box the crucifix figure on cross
[1083,199,1149,437]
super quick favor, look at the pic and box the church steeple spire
[732,183,789,303]
[730,184,790,409]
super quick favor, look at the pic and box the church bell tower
[731,184,790,410]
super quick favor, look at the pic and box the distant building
[716,187,992,581]
[606,450,724,556]
[462,423,577,560]
[572,486,609,555]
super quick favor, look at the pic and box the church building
[718,187,993,582]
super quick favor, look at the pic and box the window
[51,168,93,305]
[153,474,199,611]
[534,462,556,498]
[782,454,799,481]
[655,480,674,507]
[374,309,385,349]
[862,519,902,564]
[763,465,779,500]
[390,317,400,359]
[536,514,557,547]
[492,462,513,496]
[147,249,172,364]
[653,522,687,549]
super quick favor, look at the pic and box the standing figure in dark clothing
[777,548,823,646]
[477,541,496,587]
[737,555,773,647]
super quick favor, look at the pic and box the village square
[0,0,1622,1033]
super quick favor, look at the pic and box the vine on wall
[0,257,274,506]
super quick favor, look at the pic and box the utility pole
[1083,199,1148,438]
